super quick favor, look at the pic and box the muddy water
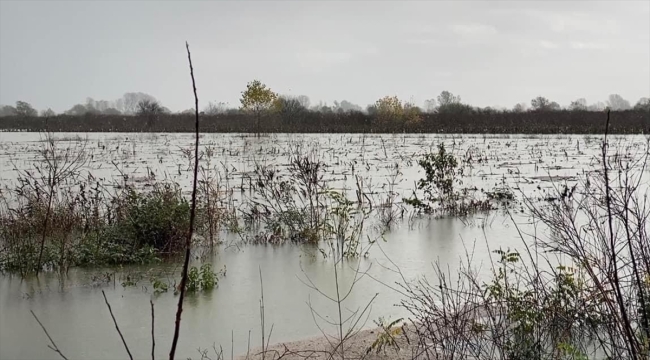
[0,216,523,360]
[0,133,648,359]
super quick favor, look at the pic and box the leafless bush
[241,148,328,245]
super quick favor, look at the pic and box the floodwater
[0,132,648,359]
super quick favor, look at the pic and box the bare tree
[311,101,331,113]
[136,99,167,116]
[436,91,472,113]
[331,100,362,113]
[295,95,310,109]
[512,102,527,112]
[102,108,122,115]
[437,90,461,107]
[607,94,631,110]
[588,101,607,111]
[84,98,113,113]
[569,98,588,111]
[0,105,18,117]
[531,96,560,111]
[633,97,650,111]
[203,101,228,115]
[94,100,111,113]
[40,108,56,117]
[275,96,308,124]
[65,104,91,116]
[423,98,437,113]
[118,92,157,115]
[15,101,38,117]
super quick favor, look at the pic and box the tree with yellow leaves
[240,80,278,135]
[375,96,421,125]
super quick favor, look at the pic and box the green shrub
[151,276,169,294]
[0,182,192,273]
[73,230,159,267]
[115,184,190,253]
[404,144,515,217]
[403,143,462,214]
[178,263,225,293]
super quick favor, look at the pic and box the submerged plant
[242,151,328,244]
[403,143,461,214]
[177,263,226,294]
[404,143,515,217]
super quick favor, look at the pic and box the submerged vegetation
[0,128,534,275]
[0,132,228,274]
[404,143,515,216]
[394,130,650,360]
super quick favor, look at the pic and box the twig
[151,300,156,360]
[602,109,638,358]
[35,124,54,275]
[30,310,70,360]
[101,290,133,360]
[169,41,201,360]
[333,259,344,359]
[259,266,266,360]
[246,330,251,360]
[265,324,274,356]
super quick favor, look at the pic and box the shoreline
[234,326,419,360]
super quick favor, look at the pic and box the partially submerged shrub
[404,143,513,217]
[176,263,226,294]
[74,230,159,267]
[0,181,195,273]
[324,190,369,258]
[242,152,328,244]
[404,143,461,213]
[195,147,239,245]
[111,183,190,254]
[241,151,372,258]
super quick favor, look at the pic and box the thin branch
[602,109,637,359]
[260,266,266,360]
[30,310,70,360]
[101,290,133,360]
[169,41,201,360]
[151,300,156,360]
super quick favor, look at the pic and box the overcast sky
[0,0,648,112]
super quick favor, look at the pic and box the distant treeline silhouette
[0,110,648,134]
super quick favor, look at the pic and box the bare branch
[101,290,133,360]
[169,41,201,360]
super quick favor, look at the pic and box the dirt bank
[234,325,424,360]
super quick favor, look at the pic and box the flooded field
[3,132,644,199]
[0,132,648,359]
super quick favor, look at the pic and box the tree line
[1,81,649,119]
[0,107,647,134]
[0,92,168,118]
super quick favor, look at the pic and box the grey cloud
[0,0,647,112]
